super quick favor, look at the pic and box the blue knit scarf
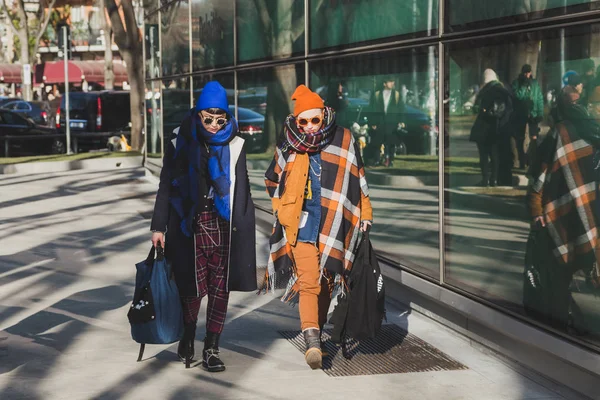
[191,112,237,221]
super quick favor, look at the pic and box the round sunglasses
[201,113,227,127]
[297,115,323,127]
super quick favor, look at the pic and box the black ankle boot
[202,331,225,372]
[177,322,196,368]
[303,328,322,369]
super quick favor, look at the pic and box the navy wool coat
[150,117,257,297]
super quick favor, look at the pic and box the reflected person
[150,81,257,371]
[264,85,373,369]
[367,76,406,167]
[512,64,544,169]
[470,69,514,186]
[527,85,600,333]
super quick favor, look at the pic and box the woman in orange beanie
[264,84,373,369]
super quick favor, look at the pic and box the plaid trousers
[181,210,230,334]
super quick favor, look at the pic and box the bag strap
[146,246,156,265]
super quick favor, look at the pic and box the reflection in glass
[236,0,304,63]
[446,25,600,346]
[448,0,600,31]
[310,0,437,50]
[145,12,160,79]
[191,0,234,70]
[161,77,191,148]
[238,65,304,151]
[161,1,190,77]
[145,80,162,156]
[311,47,439,277]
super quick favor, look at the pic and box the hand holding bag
[128,245,184,361]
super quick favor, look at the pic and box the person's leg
[489,142,500,186]
[291,242,322,369]
[476,141,490,186]
[202,214,230,372]
[177,228,210,367]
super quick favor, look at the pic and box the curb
[0,155,143,175]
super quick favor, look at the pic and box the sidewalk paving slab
[0,167,588,400]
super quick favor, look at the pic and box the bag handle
[145,245,165,265]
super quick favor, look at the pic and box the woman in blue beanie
[150,81,257,371]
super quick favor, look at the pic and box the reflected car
[344,98,437,155]
[232,106,266,153]
[159,105,266,153]
[0,109,65,156]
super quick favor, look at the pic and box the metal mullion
[188,0,193,107]
[438,0,445,286]
[233,0,237,67]
[305,0,309,85]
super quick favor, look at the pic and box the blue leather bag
[128,246,184,361]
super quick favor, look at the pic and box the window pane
[310,0,438,51]
[448,0,600,32]
[145,80,162,156]
[237,65,304,209]
[161,77,191,148]
[161,1,190,77]
[236,0,304,63]
[446,24,600,347]
[311,47,440,278]
[191,0,234,70]
[145,12,160,79]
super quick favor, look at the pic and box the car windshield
[61,95,90,110]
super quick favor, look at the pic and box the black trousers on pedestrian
[476,141,499,185]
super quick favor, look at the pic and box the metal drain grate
[280,324,468,377]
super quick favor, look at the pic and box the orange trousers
[291,242,332,331]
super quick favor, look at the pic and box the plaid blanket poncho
[264,126,370,302]
[532,121,600,269]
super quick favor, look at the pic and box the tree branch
[121,0,140,49]
[33,0,56,57]
[105,0,128,50]
[2,0,22,36]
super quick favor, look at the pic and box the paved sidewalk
[0,167,585,400]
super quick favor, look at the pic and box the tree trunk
[18,27,31,100]
[123,50,144,150]
[104,28,114,89]
[99,0,114,90]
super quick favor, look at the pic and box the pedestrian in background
[150,81,257,372]
[367,76,406,167]
[264,84,373,370]
[512,64,544,169]
[470,68,514,186]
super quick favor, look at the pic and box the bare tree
[98,0,114,90]
[105,0,144,150]
[2,0,57,100]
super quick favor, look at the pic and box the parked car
[56,91,131,151]
[1,100,51,126]
[0,109,64,156]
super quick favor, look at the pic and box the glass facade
[144,0,600,352]
[191,0,235,70]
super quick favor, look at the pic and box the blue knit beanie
[196,81,230,114]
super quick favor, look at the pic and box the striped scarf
[264,126,370,303]
[281,107,336,154]
[532,121,600,269]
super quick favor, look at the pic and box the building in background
[143,1,600,396]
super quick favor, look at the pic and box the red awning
[0,64,23,84]
[40,61,128,86]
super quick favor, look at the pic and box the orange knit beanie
[291,85,324,116]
